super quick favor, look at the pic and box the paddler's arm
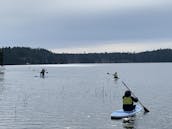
[131,97,138,102]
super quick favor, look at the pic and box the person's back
[123,90,138,111]
[40,69,45,77]
[114,72,118,78]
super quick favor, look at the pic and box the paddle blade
[143,106,149,112]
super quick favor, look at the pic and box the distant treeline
[0,48,3,66]
[1,47,172,65]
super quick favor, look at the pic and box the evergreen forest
[1,47,172,65]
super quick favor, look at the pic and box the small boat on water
[111,105,142,119]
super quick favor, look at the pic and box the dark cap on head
[124,90,131,97]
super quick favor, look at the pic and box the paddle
[122,81,150,113]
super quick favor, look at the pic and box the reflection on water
[0,68,5,95]
[122,117,136,129]
[0,73,4,81]
[111,113,140,129]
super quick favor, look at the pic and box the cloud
[0,0,172,52]
[0,0,171,17]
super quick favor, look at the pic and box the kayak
[111,105,142,119]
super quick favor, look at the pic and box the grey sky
[0,0,172,53]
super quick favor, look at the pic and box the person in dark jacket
[113,72,118,79]
[40,68,45,77]
[123,90,138,111]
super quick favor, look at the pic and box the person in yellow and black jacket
[123,90,138,111]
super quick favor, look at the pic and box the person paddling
[123,90,138,111]
[113,72,118,79]
[40,68,45,77]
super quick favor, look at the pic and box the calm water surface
[0,63,172,129]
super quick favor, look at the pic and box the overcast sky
[0,0,172,53]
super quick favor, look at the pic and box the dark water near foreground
[0,63,172,129]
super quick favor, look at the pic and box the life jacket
[123,97,133,105]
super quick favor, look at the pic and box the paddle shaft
[122,81,149,112]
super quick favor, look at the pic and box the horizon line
[1,46,171,54]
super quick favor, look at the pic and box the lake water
[0,63,172,129]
